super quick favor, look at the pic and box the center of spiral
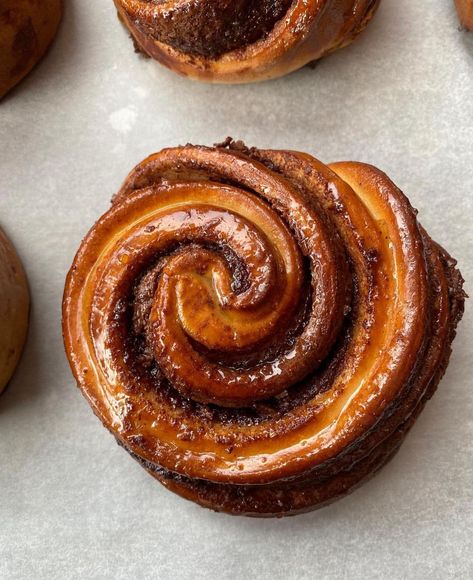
[140,200,304,407]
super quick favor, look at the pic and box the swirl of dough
[63,141,465,516]
[113,0,381,83]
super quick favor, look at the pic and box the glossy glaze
[63,142,465,516]
[113,0,381,83]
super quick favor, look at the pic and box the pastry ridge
[63,141,465,516]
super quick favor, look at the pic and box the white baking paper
[0,1,472,578]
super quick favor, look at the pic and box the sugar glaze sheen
[63,140,465,517]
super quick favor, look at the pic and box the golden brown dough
[455,0,473,29]
[63,141,465,516]
[0,228,29,394]
[0,0,63,99]
[113,0,381,83]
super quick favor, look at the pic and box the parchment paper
[1,1,472,578]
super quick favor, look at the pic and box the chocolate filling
[134,0,293,58]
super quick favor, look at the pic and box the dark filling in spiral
[121,234,466,515]
[105,141,358,425]
[115,237,351,426]
[135,0,293,58]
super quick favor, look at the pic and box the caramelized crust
[455,0,473,29]
[123,0,293,59]
[0,0,62,99]
[113,0,381,83]
[63,141,465,516]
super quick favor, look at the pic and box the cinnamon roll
[63,141,465,516]
[0,228,29,394]
[0,0,63,99]
[113,0,381,83]
[455,0,473,29]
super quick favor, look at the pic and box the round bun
[0,0,63,99]
[0,228,29,394]
[63,141,465,516]
[113,0,381,83]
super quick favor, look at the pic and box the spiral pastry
[113,0,381,83]
[456,0,473,29]
[0,0,63,99]
[63,140,465,516]
[0,227,29,394]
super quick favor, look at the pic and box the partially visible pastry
[0,228,29,394]
[113,0,381,83]
[0,0,63,99]
[455,0,473,29]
